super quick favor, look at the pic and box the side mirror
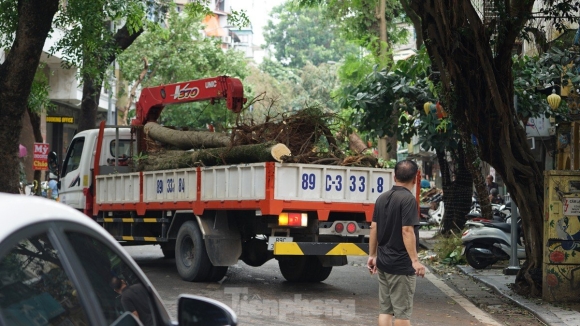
[178,295,237,326]
[48,151,59,176]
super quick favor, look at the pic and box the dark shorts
[378,270,417,320]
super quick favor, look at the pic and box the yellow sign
[47,116,74,124]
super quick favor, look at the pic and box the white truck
[51,76,416,283]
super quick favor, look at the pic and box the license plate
[461,247,466,256]
[267,236,293,251]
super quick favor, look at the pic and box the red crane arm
[131,76,246,126]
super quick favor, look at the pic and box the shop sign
[33,143,50,171]
[47,116,74,124]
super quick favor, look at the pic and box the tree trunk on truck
[144,122,231,149]
[140,142,291,170]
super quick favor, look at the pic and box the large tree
[117,5,248,130]
[407,0,580,295]
[0,0,60,193]
[296,0,412,159]
[263,2,359,68]
[50,0,171,132]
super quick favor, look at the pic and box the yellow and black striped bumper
[274,242,369,256]
[113,236,167,242]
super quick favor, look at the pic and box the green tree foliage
[297,0,408,54]
[48,0,171,132]
[117,5,249,130]
[263,2,359,68]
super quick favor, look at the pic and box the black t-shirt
[121,283,154,326]
[487,182,499,193]
[373,185,420,275]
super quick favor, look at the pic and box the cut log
[144,122,230,150]
[140,142,291,171]
[348,132,369,154]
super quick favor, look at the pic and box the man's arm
[402,226,425,277]
[367,222,378,274]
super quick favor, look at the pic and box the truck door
[59,136,86,209]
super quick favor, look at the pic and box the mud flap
[196,212,241,266]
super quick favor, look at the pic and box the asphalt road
[124,245,516,326]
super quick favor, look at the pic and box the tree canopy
[117,5,249,130]
[263,2,359,68]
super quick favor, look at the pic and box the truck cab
[59,128,133,211]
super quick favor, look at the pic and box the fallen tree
[138,106,384,171]
[139,142,291,170]
[144,122,230,149]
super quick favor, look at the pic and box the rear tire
[161,243,175,259]
[207,266,228,282]
[465,245,497,269]
[279,256,332,282]
[308,257,332,282]
[278,256,311,282]
[175,221,212,281]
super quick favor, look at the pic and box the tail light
[462,230,469,237]
[334,222,344,233]
[346,222,357,234]
[278,212,307,227]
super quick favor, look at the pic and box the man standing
[367,160,425,326]
[486,175,499,194]
[110,277,153,325]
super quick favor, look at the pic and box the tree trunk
[0,0,59,193]
[410,0,543,296]
[348,133,368,154]
[462,135,493,220]
[77,23,143,132]
[78,71,103,132]
[118,57,149,126]
[27,107,44,195]
[438,145,473,235]
[139,142,291,171]
[145,122,230,149]
[400,0,423,49]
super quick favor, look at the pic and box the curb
[456,266,568,326]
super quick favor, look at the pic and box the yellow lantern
[547,89,562,110]
[423,102,432,115]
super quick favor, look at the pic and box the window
[62,137,85,177]
[0,233,89,325]
[66,232,156,326]
[109,139,134,158]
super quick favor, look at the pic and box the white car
[0,194,237,326]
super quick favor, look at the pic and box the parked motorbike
[466,196,510,223]
[461,218,525,269]
[426,193,444,225]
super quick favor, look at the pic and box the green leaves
[263,2,358,68]
[117,5,249,130]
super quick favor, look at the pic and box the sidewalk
[419,230,580,326]
[457,266,580,326]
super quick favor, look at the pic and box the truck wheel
[279,257,332,282]
[161,243,175,259]
[207,266,228,282]
[278,256,312,282]
[308,257,332,282]
[175,221,212,281]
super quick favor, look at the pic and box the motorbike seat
[482,222,512,233]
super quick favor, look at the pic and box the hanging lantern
[423,102,432,115]
[547,89,562,110]
[436,102,445,119]
[429,103,437,116]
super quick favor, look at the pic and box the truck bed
[95,162,394,221]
